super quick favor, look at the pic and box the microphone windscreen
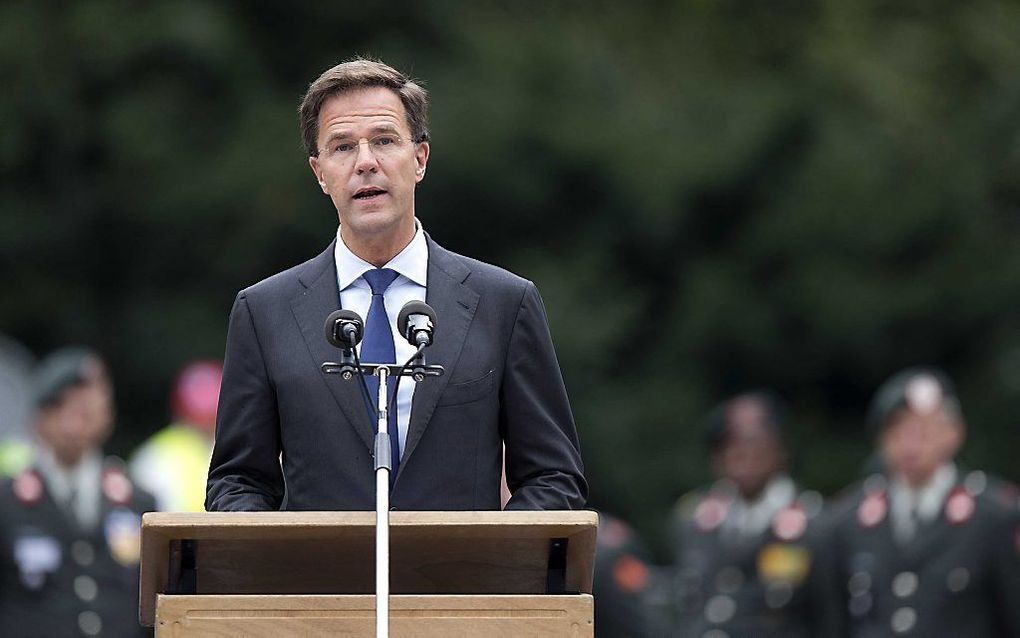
[397,300,437,337]
[324,309,364,348]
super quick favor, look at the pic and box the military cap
[866,366,961,433]
[704,390,787,453]
[32,347,104,409]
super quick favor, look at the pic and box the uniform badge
[104,508,142,566]
[757,543,811,586]
[101,467,133,506]
[905,374,942,414]
[13,534,61,590]
[694,495,730,532]
[12,470,44,505]
[944,487,975,525]
[612,553,650,593]
[772,504,808,542]
[857,490,887,528]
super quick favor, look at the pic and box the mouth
[353,187,388,201]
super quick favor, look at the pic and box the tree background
[3,1,1019,555]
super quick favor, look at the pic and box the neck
[899,466,942,490]
[341,218,416,267]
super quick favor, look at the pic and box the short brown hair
[299,57,429,157]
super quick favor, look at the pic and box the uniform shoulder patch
[12,469,44,506]
[857,489,888,529]
[101,466,134,506]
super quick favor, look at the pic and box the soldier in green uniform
[0,348,155,637]
[669,391,829,637]
[819,367,1020,637]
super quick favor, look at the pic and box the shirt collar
[891,463,957,521]
[334,219,428,291]
[35,446,102,500]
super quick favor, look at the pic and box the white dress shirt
[890,463,957,543]
[334,221,427,457]
[721,475,797,538]
[36,446,103,530]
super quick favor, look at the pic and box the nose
[354,139,380,174]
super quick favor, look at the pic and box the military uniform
[670,477,827,638]
[0,458,155,637]
[820,469,1020,637]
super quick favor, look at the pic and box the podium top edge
[142,510,599,528]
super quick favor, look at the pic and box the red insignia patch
[857,491,887,528]
[695,496,730,532]
[101,468,133,506]
[12,470,43,505]
[945,487,975,525]
[773,504,808,542]
[612,554,649,593]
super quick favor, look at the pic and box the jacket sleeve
[500,282,588,510]
[205,292,284,511]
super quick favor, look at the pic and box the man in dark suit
[669,391,829,637]
[0,347,155,637]
[206,58,586,512]
[819,367,1020,637]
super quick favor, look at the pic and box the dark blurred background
[3,1,1019,556]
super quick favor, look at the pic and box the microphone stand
[322,349,443,638]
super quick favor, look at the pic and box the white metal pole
[375,366,390,638]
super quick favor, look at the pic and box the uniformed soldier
[0,347,155,637]
[594,512,679,637]
[669,391,827,638]
[819,366,1020,637]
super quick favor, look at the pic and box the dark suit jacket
[206,235,587,512]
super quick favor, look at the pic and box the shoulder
[670,485,727,532]
[102,457,157,513]
[238,243,335,304]
[964,471,1019,525]
[820,476,882,531]
[428,238,533,296]
[0,467,46,511]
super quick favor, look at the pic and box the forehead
[882,406,957,437]
[317,86,409,140]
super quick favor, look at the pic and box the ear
[414,141,430,183]
[308,156,329,194]
[946,418,965,456]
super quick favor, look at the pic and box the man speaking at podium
[206,58,586,513]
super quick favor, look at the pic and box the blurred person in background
[819,367,1020,637]
[0,347,155,637]
[669,391,829,637]
[593,512,675,638]
[130,360,222,512]
[0,334,36,476]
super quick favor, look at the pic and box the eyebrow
[322,124,403,147]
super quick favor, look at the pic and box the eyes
[326,134,405,158]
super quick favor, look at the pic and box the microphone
[397,301,437,348]
[324,309,364,350]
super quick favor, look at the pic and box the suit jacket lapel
[291,241,376,453]
[398,236,479,476]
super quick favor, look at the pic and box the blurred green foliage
[2,1,1019,555]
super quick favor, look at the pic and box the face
[36,360,114,467]
[308,87,429,243]
[712,401,785,499]
[880,407,963,487]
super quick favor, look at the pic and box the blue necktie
[361,268,401,485]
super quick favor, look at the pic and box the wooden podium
[139,510,597,636]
